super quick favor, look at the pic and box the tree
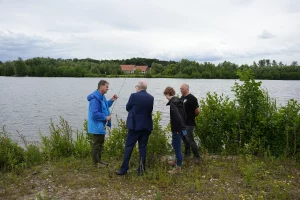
[291,61,298,67]
[134,69,142,74]
[151,63,164,74]
[14,58,27,76]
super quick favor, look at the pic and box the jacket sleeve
[91,98,107,121]
[126,94,134,112]
[151,97,154,113]
[107,99,113,107]
[170,102,185,129]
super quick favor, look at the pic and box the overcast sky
[0,0,300,64]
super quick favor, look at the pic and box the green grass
[1,154,299,199]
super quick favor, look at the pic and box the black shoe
[137,171,144,176]
[99,160,109,166]
[193,157,201,164]
[115,170,126,176]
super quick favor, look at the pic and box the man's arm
[107,99,113,107]
[195,107,200,116]
[191,95,200,117]
[108,94,118,107]
[126,94,134,112]
[171,102,184,129]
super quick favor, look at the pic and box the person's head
[98,80,109,94]
[180,83,189,96]
[163,86,175,100]
[135,80,147,92]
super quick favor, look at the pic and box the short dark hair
[98,80,109,89]
[163,86,175,96]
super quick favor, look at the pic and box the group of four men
[87,80,200,175]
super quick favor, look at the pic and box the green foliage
[40,117,75,160]
[277,99,300,159]
[195,93,238,154]
[73,130,91,158]
[104,119,128,158]
[147,112,172,162]
[39,118,92,160]
[195,68,300,159]
[0,127,25,170]
[24,144,42,166]
[14,57,28,76]
[1,57,299,79]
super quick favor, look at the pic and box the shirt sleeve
[190,95,199,110]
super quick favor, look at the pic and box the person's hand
[111,94,118,101]
[106,116,112,121]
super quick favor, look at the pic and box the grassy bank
[1,154,299,199]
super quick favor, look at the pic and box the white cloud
[258,30,276,39]
[0,0,299,64]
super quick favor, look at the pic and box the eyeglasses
[135,85,140,88]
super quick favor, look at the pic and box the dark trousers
[182,126,200,158]
[92,134,105,165]
[120,130,151,173]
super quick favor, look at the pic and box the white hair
[138,80,147,90]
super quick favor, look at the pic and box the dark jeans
[172,132,183,166]
[92,134,105,165]
[119,130,151,174]
[182,126,200,158]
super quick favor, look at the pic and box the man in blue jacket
[116,80,154,176]
[87,80,117,167]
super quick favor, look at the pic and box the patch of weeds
[155,190,162,200]
[35,189,56,200]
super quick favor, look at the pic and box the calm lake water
[1,77,300,143]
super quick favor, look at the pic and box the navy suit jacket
[126,90,154,132]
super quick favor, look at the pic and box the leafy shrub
[40,117,74,160]
[0,127,25,170]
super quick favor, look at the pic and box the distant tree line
[0,57,299,80]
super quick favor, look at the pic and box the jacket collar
[138,90,147,93]
[166,96,176,106]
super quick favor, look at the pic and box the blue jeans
[172,131,183,166]
[119,130,151,174]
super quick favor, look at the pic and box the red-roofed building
[120,65,135,74]
[135,66,149,74]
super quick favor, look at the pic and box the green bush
[104,119,128,158]
[194,68,300,160]
[40,117,74,160]
[195,93,239,154]
[277,99,300,158]
[0,127,25,170]
[147,111,172,163]
[24,144,42,166]
[73,129,91,158]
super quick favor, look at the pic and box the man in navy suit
[116,80,154,176]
